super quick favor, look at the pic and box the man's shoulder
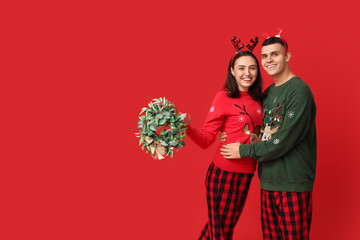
[284,77,316,107]
[290,76,310,88]
[288,76,313,95]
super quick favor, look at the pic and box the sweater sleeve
[240,86,315,162]
[186,92,225,149]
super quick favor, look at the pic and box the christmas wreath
[136,97,190,159]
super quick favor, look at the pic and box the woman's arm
[187,92,226,149]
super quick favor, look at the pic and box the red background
[2,0,360,239]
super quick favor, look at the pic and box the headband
[230,36,258,67]
[262,27,288,55]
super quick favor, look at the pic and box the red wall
[3,0,360,239]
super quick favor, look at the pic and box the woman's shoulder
[215,90,233,102]
[213,90,229,99]
[211,91,231,105]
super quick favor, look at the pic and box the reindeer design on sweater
[243,123,262,144]
[260,100,285,141]
[261,124,279,141]
[235,104,262,144]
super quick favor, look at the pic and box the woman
[186,39,263,239]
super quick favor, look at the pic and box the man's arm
[221,86,315,161]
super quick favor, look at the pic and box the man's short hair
[262,37,288,53]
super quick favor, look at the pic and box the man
[220,36,317,240]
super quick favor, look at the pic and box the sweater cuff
[240,144,251,159]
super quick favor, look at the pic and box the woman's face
[231,56,258,92]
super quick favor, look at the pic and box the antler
[275,26,283,37]
[231,36,244,53]
[246,37,259,52]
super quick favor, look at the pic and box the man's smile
[266,64,276,69]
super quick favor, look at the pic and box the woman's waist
[212,152,257,173]
[220,135,250,145]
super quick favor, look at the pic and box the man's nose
[266,56,273,62]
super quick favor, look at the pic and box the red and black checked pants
[199,162,253,240]
[261,189,312,240]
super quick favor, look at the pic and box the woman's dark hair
[223,51,263,101]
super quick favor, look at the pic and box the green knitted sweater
[240,76,317,192]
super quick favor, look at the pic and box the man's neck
[273,68,296,87]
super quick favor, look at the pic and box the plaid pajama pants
[261,189,312,240]
[199,162,253,240]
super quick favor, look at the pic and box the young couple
[186,33,317,240]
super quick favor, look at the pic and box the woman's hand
[219,132,228,143]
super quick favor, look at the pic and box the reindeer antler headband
[231,36,258,54]
[262,27,288,55]
[230,36,258,66]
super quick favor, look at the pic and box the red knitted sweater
[186,91,262,173]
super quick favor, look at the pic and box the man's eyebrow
[261,51,278,56]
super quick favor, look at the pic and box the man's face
[261,43,288,77]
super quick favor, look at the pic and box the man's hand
[220,143,241,159]
[219,132,228,143]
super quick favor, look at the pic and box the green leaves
[179,113,187,121]
[137,120,144,129]
[149,124,157,132]
[159,118,166,125]
[169,140,178,147]
[136,97,191,159]
[155,113,164,119]
[160,140,168,146]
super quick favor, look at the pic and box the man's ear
[286,52,292,62]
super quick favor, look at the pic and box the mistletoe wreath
[136,97,190,159]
